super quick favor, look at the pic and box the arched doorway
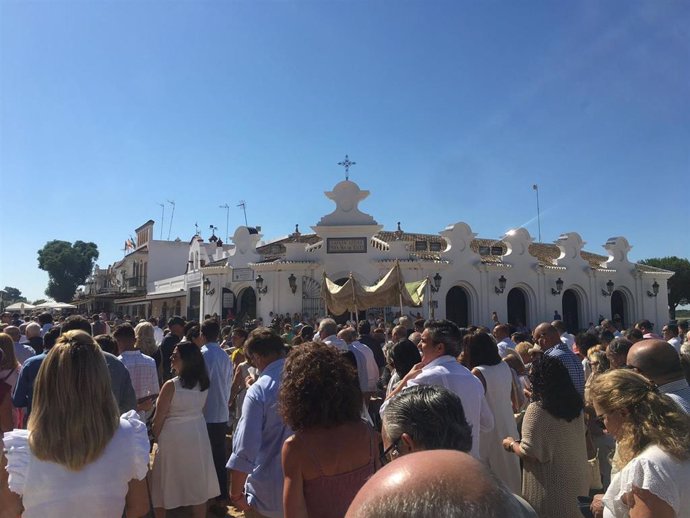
[507,288,528,329]
[562,289,579,333]
[611,290,627,329]
[446,286,469,327]
[238,288,257,321]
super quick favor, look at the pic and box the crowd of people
[1,308,690,518]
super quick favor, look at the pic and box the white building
[143,178,672,332]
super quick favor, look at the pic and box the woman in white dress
[151,342,219,518]
[463,331,522,494]
[0,330,150,518]
[590,369,690,518]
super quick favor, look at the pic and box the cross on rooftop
[337,154,356,180]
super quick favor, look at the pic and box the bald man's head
[627,339,683,384]
[533,323,561,349]
[346,450,530,518]
[4,326,20,343]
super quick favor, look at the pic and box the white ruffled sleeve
[2,429,30,496]
[120,410,150,481]
[603,453,680,514]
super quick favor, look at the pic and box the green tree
[2,286,27,304]
[32,299,47,306]
[639,256,690,319]
[37,240,99,302]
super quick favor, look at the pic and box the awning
[114,296,151,306]
[146,291,187,301]
[321,262,428,314]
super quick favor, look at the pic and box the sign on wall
[326,237,368,254]
[232,268,255,282]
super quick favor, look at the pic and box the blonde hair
[515,341,531,357]
[134,321,157,356]
[0,332,19,370]
[590,369,690,469]
[28,330,119,471]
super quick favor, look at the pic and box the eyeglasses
[380,437,401,465]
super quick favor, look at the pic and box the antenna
[532,185,542,243]
[237,200,248,227]
[167,200,176,240]
[158,203,165,239]
[219,203,230,241]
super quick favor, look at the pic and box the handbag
[588,448,603,490]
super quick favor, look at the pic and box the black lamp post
[288,273,297,295]
[255,275,268,295]
[647,280,659,297]
[602,279,614,297]
[552,277,564,295]
[431,273,442,293]
[495,275,507,294]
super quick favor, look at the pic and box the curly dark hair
[279,342,362,431]
[529,355,583,421]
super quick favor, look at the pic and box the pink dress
[302,426,377,518]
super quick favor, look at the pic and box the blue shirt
[201,342,233,423]
[545,341,586,395]
[14,342,35,365]
[227,358,292,518]
[12,353,46,415]
[12,351,136,418]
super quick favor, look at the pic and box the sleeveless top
[302,424,377,518]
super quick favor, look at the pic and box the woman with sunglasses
[589,369,690,518]
[279,342,379,518]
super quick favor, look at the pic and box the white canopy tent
[4,302,35,312]
[33,301,77,310]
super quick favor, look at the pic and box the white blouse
[3,410,150,518]
[603,444,690,518]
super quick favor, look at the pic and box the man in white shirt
[385,319,494,459]
[492,324,516,358]
[662,323,682,353]
[317,317,347,351]
[552,320,575,351]
[148,317,165,346]
[338,327,379,394]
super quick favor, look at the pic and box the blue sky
[1,1,688,302]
